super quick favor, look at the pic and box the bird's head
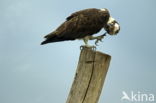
[104,17,120,35]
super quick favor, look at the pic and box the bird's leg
[83,36,89,46]
[88,32,107,46]
[80,36,96,50]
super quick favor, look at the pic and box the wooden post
[66,47,111,103]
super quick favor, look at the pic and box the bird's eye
[108,23,114,27]
[110,23,114,26]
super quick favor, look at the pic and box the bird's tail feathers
[41,40,48,45]
[41,32,57,45]
[44,32,56,38]
[41,32,75,45]
[41,35,69,45]
[41,35,58,45]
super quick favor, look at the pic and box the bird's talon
[102,32,107,36]
[80,45,83,50]
[95,40,99,46]
[92,46,96,51]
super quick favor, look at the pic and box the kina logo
[121,91,155,102]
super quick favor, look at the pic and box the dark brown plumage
[41,8,110,45]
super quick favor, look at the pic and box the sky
[0,0,156,103]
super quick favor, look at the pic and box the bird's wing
[66,8,99,21]
[56,13,104,39]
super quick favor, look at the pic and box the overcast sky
[0,0,156,103]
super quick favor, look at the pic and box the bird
[41,8,120,46]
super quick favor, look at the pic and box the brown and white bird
[41,8,120,46]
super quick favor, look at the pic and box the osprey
[41,8,120,46]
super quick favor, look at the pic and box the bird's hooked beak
[104,17,120,35]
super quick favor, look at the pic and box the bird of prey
[41,8,120,46]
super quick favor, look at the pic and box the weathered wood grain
[66,47,111,103]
